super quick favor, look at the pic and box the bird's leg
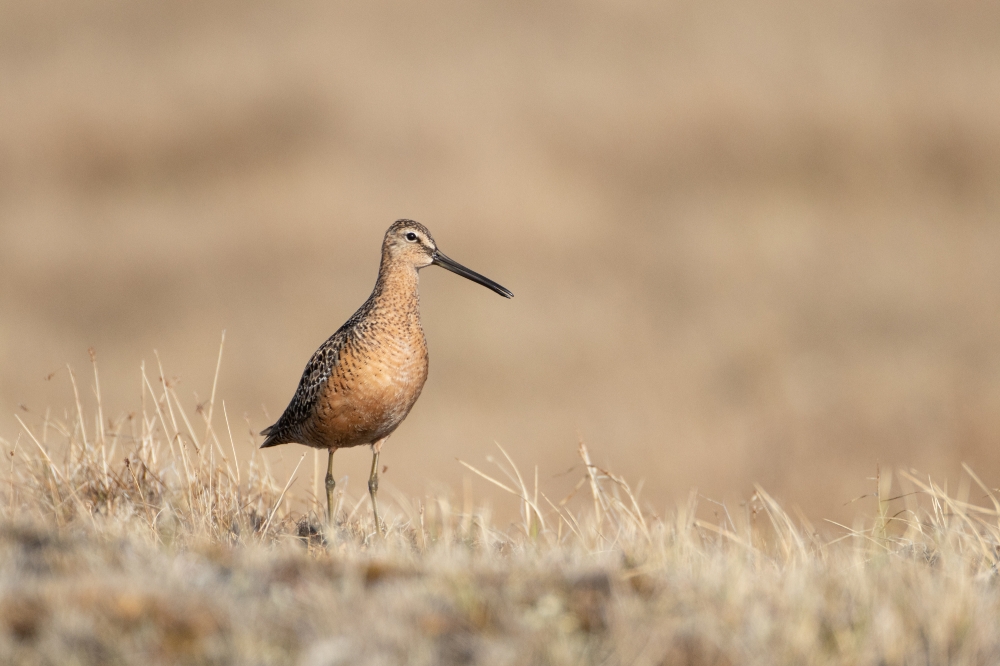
[368,449,382,535]
[325,449,336,527]
[369,438,386,535]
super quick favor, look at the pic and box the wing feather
[259,322,354,447]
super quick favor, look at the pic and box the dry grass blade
[753,485,807,561]
[88,349,108,481]
[457,459,519,496]
[223,401,240,485]
[578,439,603,527]
[202,330,225,445]
[66,365,88,452]
[589,461,650,542]
[494,442,546,534]
[693,519,759,556]
[963,463,1000,535]
[260,452,305,538]
[125,458,157,541]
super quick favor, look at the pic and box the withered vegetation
[0,355,998,665]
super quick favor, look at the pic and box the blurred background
[2,0,999,524]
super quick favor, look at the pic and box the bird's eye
[405,232,418,242]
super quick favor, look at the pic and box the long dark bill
[432,251,513,298]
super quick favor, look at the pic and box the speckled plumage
[259,219,512,530]
[261,221,431,451]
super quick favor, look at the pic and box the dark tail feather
[259,424,284,449]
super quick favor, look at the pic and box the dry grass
[0,357,998,665]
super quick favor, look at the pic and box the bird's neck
[370,257,421,322]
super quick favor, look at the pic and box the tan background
[2,1,999,524]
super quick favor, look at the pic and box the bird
[260,219,513,532]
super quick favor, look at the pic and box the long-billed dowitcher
[260,219,512,531]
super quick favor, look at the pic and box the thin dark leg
[325,449,336,526]
[368,448,382,535]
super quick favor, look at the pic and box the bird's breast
[311,324,428,448]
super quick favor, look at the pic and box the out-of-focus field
[3,0,1000,523]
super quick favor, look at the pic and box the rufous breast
[308,322,429,449]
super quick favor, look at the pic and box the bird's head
[383,219,513,298]
[384,219,438,268]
